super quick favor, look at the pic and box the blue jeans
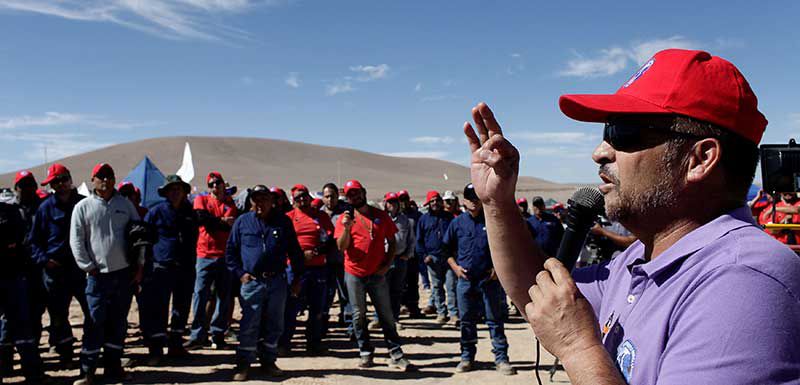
[373,258,408,323]
[190,257,231,342]
[81,268,134,373]
[42,263,89,356]
[324,263,352,337]
[0,276,42,379]
[281,266,328,348]
[345,272,403,359]
[140,261,196,351]
[418,257,431,290]
[427,259,458,318]
[237,275,287,364]
[457,277,509,363]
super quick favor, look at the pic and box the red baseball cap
[291,184,310,196]
[559,49,767,144]
[270,187,286,196]
[92,163,114,178]
[206,171,224,184]
[397,189,410,199]
[384,192,399,201]
[117,181,136,193]
[516,197,528,205]
[424,190,441,206]
[311,198,324,209]
[41,163,70,186]
[14,170,35,187]
[36,189,49,199]
[344,180,364,195]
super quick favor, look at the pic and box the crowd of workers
[0,163,573,384]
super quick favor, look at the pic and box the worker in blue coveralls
[29,164,87,367]
[0,199,46,383]
[140,175,199,365]
[226,185,303,381]
[444,183,516,376]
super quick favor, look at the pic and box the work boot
[260,361,285,377]
[455,360,473,373]
[183,339,205,351]
[435,315,448,325]
[211,335,227,350]
[388,357,412,372]
[72,372,95,385]
[395,321,404,331]
[422,305,436,315]
[358,355,373,368]
[496,361,517,376]
[232,364,249,381]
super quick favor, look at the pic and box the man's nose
[592,141,616,165]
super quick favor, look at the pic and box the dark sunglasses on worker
[603,115,706,151]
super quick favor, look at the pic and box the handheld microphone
[555,187,605,272]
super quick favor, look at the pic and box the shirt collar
[630,206,756,279]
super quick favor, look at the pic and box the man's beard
[351,197,366,209]
[602,162,682,223]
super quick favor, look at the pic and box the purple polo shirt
[573,207,800,384]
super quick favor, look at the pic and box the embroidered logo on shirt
[616,339,636,382]
[601,311,616,340]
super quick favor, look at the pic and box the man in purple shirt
[463,48,800,384]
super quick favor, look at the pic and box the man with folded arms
[416,190,458,325]
[464,49,800,384]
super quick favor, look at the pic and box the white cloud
[240,76,255,86]
[350,64,390,82]
[3,132,112,165]
[0,111,156,130]
[326,82,354,96]
[419,94,460,102]
[414,83,422,92]
[410,136,455,145]
[381,151,449,160]
[511,53,521,58]
[285,72,300,88]
[510,131,599,143]
[558,36,700,78]
[0,0,273,42]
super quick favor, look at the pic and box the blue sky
[0,0,797,183]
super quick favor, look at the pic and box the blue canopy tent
[123,157,166,209]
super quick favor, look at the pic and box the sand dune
[0,136,580,202]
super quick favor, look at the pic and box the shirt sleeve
[69,204,95,272]
[333,214,345,239]
[381,211,398,239]
[415,216,426,257]
[442,219,456,255]
[29,206,49,267]
[285,217,304,274]
[225,218,245,279]
[655,265,800,385]
[406,217,416,258]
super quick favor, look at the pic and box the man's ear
[686,138,722,183]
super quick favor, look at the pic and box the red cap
[117,181,135,193]
[559,49,767,144]
[384,192,399,201]
[92,163,114,178]
[397,189,410,199]
[206,171,224,184]
[36,189,49,199]
[291,184,310,196]
[344,180,364,195]
[516,197,528,205]
[424,190,441,206]
[270,187,286,196]
[41,163,70,186]
[311,198,323,209]
[552,203,565,211]
[14,170,35,187]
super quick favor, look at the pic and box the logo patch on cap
[623,58,655,88]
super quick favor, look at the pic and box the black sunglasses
[603,116,707,151]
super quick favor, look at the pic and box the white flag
[176,142,195,183]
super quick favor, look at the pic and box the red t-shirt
[334,207,398,278]
[194,194,237,258]
[759,201,800,244]
[287,208,334,267]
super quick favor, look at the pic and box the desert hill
[0,136,580,202]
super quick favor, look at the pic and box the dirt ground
[4,289,570,385]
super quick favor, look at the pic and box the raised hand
[463,102,520,206]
